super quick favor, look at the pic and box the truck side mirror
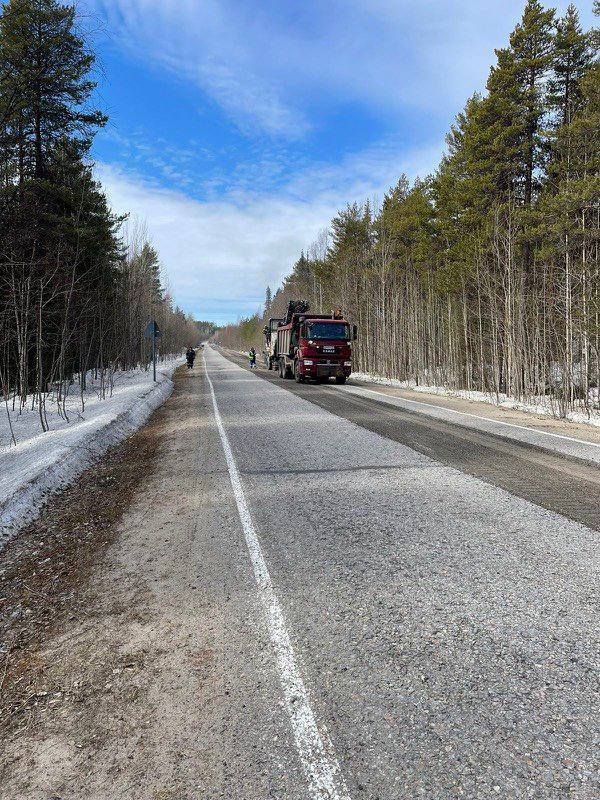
[353,325,358,341]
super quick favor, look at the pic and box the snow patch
[353,373,600,429]
[0,358,183,548]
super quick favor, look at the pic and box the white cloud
[96,138,441,323]
[87,0,310,137]
[97,161,331,323]
[84,0,597,140]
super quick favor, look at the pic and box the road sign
[144,319,162,382]
[144,321,162,339]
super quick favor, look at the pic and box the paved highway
[4,344,599,799]
[201,346,599,799]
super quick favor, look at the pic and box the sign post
[143,320,162,381]
[152,327,156,382]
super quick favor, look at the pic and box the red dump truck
[270,301,357,384]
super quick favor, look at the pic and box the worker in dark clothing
[249,347,257,369]
[186,347,196,369]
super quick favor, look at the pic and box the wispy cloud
[84,0,596,140]
[85,0,597,322]
[86,0,310,137]
[96,138,441,323]
[98,127,209,189]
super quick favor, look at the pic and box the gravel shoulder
[350,380,600,444]
[0,362,303,800]
[343,381,600,467]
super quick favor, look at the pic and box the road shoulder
[343,380,600,466]
[1,361,302,800]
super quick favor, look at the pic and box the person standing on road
[186,347,196,369]
[249,347,257,369]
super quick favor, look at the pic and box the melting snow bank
[352,373,600,429]
[0,358,183,548]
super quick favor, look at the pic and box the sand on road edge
[0,364,224,799]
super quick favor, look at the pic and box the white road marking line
[340,384,600,451]
[204,354,351,800]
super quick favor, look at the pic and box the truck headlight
[303,360,313,366]
[344,361,352,367]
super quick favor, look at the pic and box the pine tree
[0,0,109,271]
[549,4,591,127]
[328,204,372,270]
[292,251,312,286]
[0,0,106,181]
[536,3,600,405]
[0,0,116,398]
[139,243,162,305]
[544,5,596,197]
[431,94,489,279]
[485,0,555,208]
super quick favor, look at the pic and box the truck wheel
[294,361,304,383]
[335,375,347,385]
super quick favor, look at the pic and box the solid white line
[341,384,600,451]
[204,353,351,800]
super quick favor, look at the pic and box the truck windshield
[307,322,349,340]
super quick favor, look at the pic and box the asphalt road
[5,346,598,799]
[220,347,600,533]
[202,347,600,799]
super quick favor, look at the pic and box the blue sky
[79,0,595,324]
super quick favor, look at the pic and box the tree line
[221,1,599,416]
[0,0,198,431]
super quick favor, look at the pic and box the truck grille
[316,359,342,376]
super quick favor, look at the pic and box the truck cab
[297,318,354,383]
